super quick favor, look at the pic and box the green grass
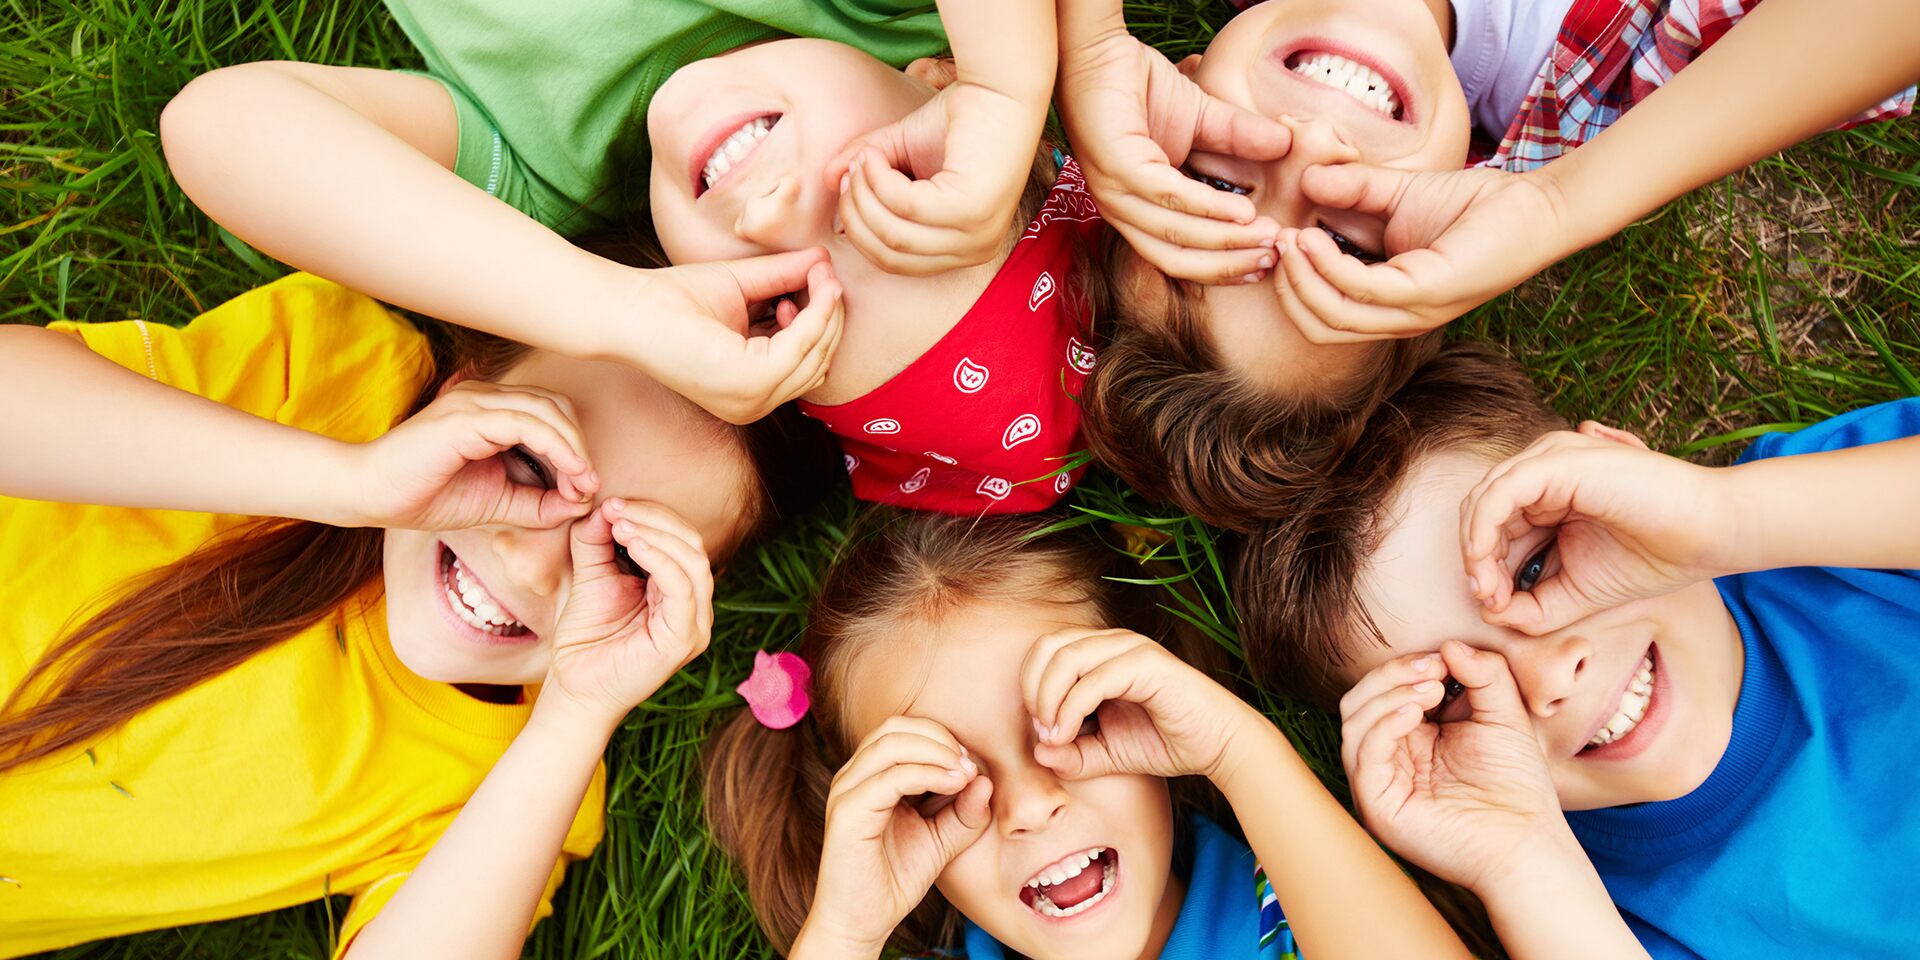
[5,0,1917,958]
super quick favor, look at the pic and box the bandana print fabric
[798,159,1103,515]
[1476,0,1915,170]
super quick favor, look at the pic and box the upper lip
[1576,644,1653,753]
[1269,36,1416,125]
[687,110,777,198]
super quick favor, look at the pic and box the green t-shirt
[383,0,949,233]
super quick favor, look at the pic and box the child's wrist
[1208,701,1288,797]
[790,915,887,960]
[560,247,655,365]
[527,683,624,743]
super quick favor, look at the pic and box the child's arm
[1458,421,1920,635]
[1342,643,1653,960]
[160,63,843,424]
[1055,0,1291,283]
[0,325,593,529]
[1270,0,1920,340]
[1022,628,1472,960]
[344,500,712,959]
[824,0,1060,276]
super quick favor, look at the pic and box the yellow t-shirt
[0,274,605,958]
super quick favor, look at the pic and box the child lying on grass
[1059,0,1917,529]
[1234,344,1920,957]
[0,267,837,959]
[162,0,1105,515]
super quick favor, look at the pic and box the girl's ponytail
[703,706,833,953]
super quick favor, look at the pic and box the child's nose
[485,524,568,600]
[1503,632,1594,721]
[1256,116,1365,224]
[991,759,1070,837]
[734,174,812,250]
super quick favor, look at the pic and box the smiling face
[1132,0,1470,395]
[381,351,753,685]
[1342,451,1746,810]
[646,38,1009,400]
[842,598,1183,959]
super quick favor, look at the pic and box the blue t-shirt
[961,816,1296,959]
[1567,397,1920,959]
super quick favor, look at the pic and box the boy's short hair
[1081,241,1442,532]
[1230,343,1566,707]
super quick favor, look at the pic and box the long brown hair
[703,511,1229,955]
[0,234,843,774]
[1230,343,1567,708]
[1080,234,1441,532]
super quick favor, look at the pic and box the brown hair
[1230,343,1567,708]
[1081,237,1441,532]
[703,511,1228,955]
[0,233,842,774]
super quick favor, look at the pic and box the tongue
[1042,860,1104,910]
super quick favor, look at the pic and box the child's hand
[1460,423,1735,635]
[1269,163,1571,342]
[1342,642,1570,893]
[542,499,714,724]
[351,380,599,531]
[624,250,845,424]
[1022,627,1251,783]
[1058,29,1290,283]
[824,78,1044,276]
[804,716,993,955]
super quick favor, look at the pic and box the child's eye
[1320,226,1385,264]
[613,544,645,579]
[502,446,554,490]
[1426,676,1468,723]
[1181,167,1251,196]
[1514,540,1556,594]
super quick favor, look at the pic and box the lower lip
[1582,645,1670,761]
[433,544,538,648]
[688,110,778,197]
[1271,36,1415,125]
[1024,853,1122,926]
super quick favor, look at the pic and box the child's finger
[1113,220,1275,285]
[1269,236,1376,345]
[1338,651,1445,721]
[1019,628,1136,736]
[1298,161,1415,220]
[842,717,969,777]
[489,484,594,531]
[839,765,978,834]
[750,264,841,403]
[609,515,713,636]
[1461,457,1578,611]
[1048,648,1160,751]
[566,508,620,573]
[458,384,592,475]
[1278,231,1430,338]
[1295,229,1440,312]
[1349,699,1425,797]
[613,528,700,646]
[765,266,844,402]
[930,775,994,852]
[1190,96,1293,164]
[1103,174,1280,251]
[719,248,833,305]
[1106,140,1259,224]
[454,409,594,500]
[1340,678,1447,775]
[834,730,972,796]
[1438,641,1530,727]
[852,148,970,248]
[603,498,707,558]
[1033,723,1118,781]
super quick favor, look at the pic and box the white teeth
[1028,857,1116,919]
[1291,53,1401,118]
[1587,653,1656,748]
[446,555,524,633]
[700,116,775,191]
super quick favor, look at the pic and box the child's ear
[905,56,960,92]
[1175,54,1204,78]
[1576,420,1650,450]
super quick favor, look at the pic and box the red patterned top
[798,158,1103,515]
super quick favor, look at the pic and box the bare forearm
[1721,435,1920,572]
[161,62,616,359]
[1547,0,1920,250]
[1056,0,1127,57]
[941,0,1058,103]
[1475,830,1652,960]
[0,326,355,521]
[1214,713,1471,960]
[345,696,614,960]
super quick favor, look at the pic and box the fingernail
[1468,575,1481,596]
[960,756,978,776]
[838,173,850,194]
[946,768,967,781]
[1412,655,1436,673]
[1239,272,1261,284]
[614,521,637,538]
[1275,238,1292,256]
[1258,255,1274,270]
[1031,717,1049,740]
[1413,680,1439,694]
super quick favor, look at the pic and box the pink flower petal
[737,650,812,730]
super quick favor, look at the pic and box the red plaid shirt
[1476,0,1915,170]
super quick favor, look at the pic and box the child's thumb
[933,775,994,858]
[721,248,831,304]
[1440,641,1530,728]
[1300,162,1408,217]
[1193,96,1291,162]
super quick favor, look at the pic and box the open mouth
[1583,648,1657,752]
[437,544,532,639]
[692,113,781,197]
[1018,847,1117,920]
[1283,48,1406,121]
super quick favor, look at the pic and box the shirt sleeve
[399,69,586,232]
[330,761,608,958]
[1735,397,1920,465]
[48,273,435,445]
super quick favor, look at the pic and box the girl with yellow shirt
[0,272,837,958]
